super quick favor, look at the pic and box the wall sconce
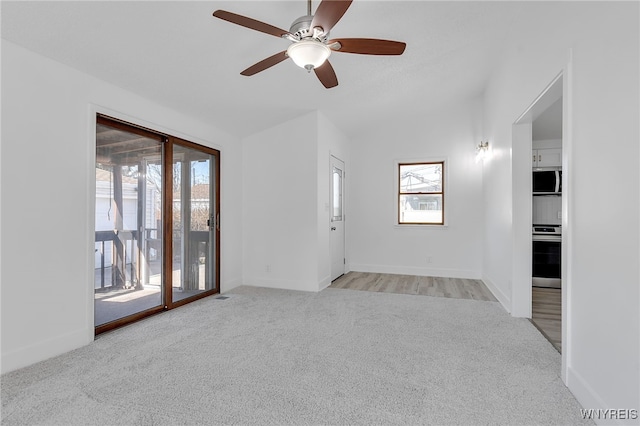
[476,141,489,161]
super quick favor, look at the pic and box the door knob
[331,227,336,231]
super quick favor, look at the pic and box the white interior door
[330,156,345,281]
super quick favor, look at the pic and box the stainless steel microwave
[533,170,561,194]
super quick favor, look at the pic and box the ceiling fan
[212,0,406,89]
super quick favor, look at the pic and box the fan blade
[310,0,353,34]
[314,60,338,89]
[329,38,406,55]
[213,10,290,38]
[240,51,289,76]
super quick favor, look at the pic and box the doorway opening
[94,115,220,334]
[512,72,565,354]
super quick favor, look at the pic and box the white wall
[242,112,319,292]
[0,41,243,374]
[4,2,639,416]
[482,2,639,420]
[533,98,562,141]
[241,111,349,292]
[347,99,484,279]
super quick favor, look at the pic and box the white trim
[564,367,632,426]
[0,78,2,369]
[393,224,449,230]
[511,121,533,318]
[220,277,242,294]
[481,274,511,313]
[1,328,90,374]
[318,274,332,291]
[514,72,564,124]
[87,105,99,339]
[243,277,319,293]
[561,49,573,384]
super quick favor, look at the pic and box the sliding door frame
[164,136,221,310]
[95,114,220,334]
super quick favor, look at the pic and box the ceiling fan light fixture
[287,39,331,71]
[212,0,406,88]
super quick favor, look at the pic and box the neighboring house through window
[398,161,445,225]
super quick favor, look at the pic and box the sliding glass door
[95,116,220,333]
[169,142,219,306]
[94,118,164,329]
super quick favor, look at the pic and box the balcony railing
[95,229,161,291]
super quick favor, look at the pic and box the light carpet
[1,286,591,425]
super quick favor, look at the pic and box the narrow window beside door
[332,166,343,221]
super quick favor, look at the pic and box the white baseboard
[566,367,636,426]
[481,274,511,313]
[220,277,242,293]
[1,328,91,374]
[349,263,481,280]
[318,274,331,291]
[242,276,318,293]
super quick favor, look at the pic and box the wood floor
[330,272,561,352]
[330,272,497,302]
[531,287,561,352]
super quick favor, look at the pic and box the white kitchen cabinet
[533,148,562,168]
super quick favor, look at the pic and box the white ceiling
[2,1,531,138]
[533,97,563,141]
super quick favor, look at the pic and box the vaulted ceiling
[2,1,531,138]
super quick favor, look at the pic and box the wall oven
[532,226,561,288]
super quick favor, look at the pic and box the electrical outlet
[265,264,271,273]
[557,211,562,220]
